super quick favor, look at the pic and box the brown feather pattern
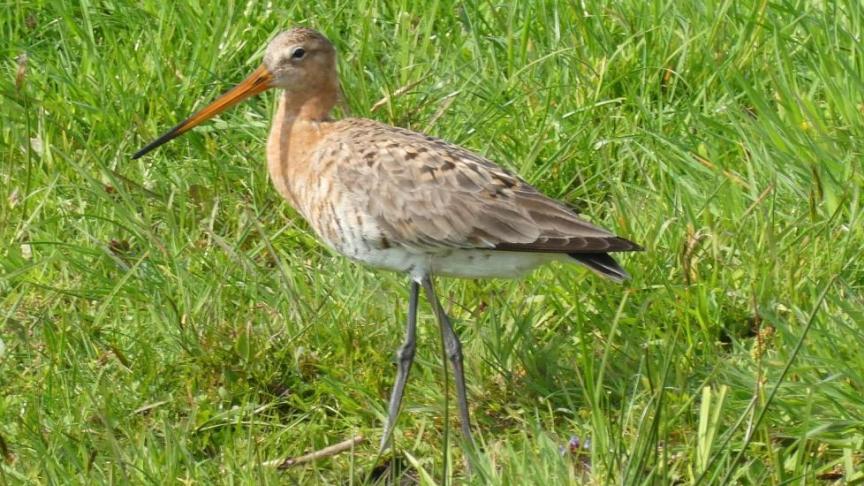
[322,119,641,256]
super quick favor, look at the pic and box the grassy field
[2,0,864,483]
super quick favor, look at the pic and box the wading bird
[133,28,641,451]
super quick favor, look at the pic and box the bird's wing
[332,120,640,254]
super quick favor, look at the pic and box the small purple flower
[562,435,591,457]
[568,436,580,453]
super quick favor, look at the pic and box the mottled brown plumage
[133,27,641,455]
[273,116,639,280]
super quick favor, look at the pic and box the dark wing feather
[569,253,630,282]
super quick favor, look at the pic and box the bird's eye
[291,48,306,60]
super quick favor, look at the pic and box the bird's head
[264,28,337,93]
[133,28,338,159]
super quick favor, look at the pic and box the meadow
[2,0,863,483]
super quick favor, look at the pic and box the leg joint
[396,343,416,363]
[443,333,462,361]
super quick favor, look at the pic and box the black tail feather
[568,253,630,282]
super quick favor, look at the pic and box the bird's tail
[568,253,630,282]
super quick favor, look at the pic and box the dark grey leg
[420,276,475,447]
[379,280,420,451]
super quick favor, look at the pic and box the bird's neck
[279,87,338,122]
[266,91,338,209]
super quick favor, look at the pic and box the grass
[2,0,863,483]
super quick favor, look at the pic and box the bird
[132,28,642,452]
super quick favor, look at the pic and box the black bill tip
[131,123,185,159]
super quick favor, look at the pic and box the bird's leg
[379,280,420,452]
[420,276,475,448]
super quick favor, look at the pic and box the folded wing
[333,120,642,258]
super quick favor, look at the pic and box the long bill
[132,64,273,159]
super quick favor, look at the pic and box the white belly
[343,246,562,279]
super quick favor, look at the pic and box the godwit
[133,28,641,451]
